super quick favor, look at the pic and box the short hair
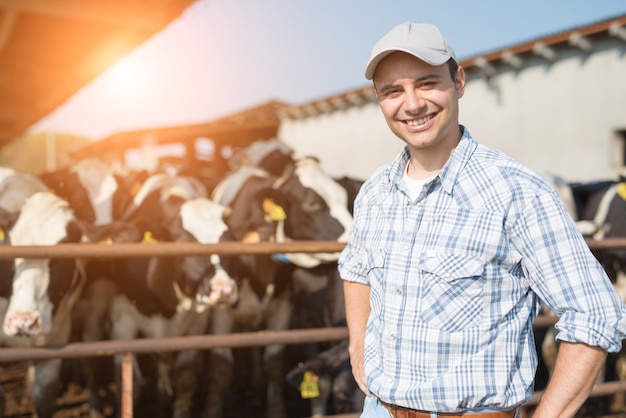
[447,59,459,81]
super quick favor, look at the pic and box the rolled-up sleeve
[511,189,626,353]
[338,243,369,284]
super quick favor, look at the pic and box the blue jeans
[360,396,392,418]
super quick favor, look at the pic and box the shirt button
[390,334,396,340]
[416,201,423,207]
[403,244,409,250]
[396,289,402,295]
[444,272,451,278]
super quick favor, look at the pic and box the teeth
[406,115,433,126]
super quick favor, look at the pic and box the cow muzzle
[4,311,42,337]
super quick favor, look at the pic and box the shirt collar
[384,125,477,196]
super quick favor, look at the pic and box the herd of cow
[0,139,364,418]
[0,138,626,418]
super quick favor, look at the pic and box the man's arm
[532,341,607,418]
[344,280,371,396]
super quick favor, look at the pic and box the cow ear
[66,219,85,243]
[0,207,19,234]
[222,205,232,220]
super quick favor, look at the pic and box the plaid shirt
[338,127,626,412]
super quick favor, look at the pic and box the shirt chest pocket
[419,253,485,333]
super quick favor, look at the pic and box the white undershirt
[403,162,434,201]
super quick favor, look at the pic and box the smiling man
[338,22,626,418]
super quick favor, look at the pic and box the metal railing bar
[0,240,347,259]
[0,327,349,362]
[0,237,624,260]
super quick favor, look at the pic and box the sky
[30,0,626,141]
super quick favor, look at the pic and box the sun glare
[100,55,155,105]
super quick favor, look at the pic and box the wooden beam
[0,0,190,31]
[0,9,17,53]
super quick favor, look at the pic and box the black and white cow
[207,155,356,418]
[0,166,49,214]
[286,339,364,418]
[79,172,237,418]
[38,158,153,227]
[1,191,87,418]
[39,158,120,225]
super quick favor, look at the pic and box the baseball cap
[365,22,456,80]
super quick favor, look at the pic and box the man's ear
[455,66,466,98]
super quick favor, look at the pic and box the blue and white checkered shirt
[338,127,626,412]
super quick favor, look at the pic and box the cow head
[177,198,237,306]
[269,157,354,268]
[3,192,86,343]
[40,158,118,225]
[118,186,237,315]
[212,167,279,243]
[1,168,49,214]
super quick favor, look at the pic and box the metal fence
[2,238,626,417]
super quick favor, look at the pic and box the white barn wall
[279,104,403,180]
[461,37,626,182]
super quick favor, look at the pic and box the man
[338,22,626,418]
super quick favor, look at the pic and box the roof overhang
[70,100,288,159]
[0,0,196,148]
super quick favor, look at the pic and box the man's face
[373,52,465,153]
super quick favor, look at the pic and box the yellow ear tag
[141,231,158,244]
[299,371,320,399]
[263,198,286,221]
[0,228,4,241]
[617,183,626,201]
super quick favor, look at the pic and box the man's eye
[381,89,401,99]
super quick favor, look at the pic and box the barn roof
[279,13,626,120]
[71,99,287,159]
[0,0,196,149]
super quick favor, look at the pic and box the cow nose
[4,312,42,337]
[198,276,239,306]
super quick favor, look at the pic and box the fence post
[122,352,134,418]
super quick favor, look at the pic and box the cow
[228,138,295,177]
[0,169,59,415]
[78,172,237,418]
[207,155,356,418]
[1,191,87,418]
[0,166,49,213]
[38,158,152,226]
[286,339,364,418]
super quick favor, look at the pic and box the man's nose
[403,88,425,113]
